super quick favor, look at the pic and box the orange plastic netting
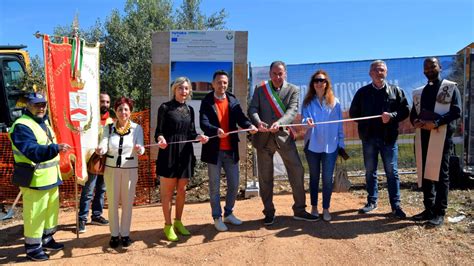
[0,110,156,207]
[1,109,416,206]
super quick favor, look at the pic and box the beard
[425,72,438,81]
[100,106,109,115]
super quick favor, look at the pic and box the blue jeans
[362,138,401,210]
[208,151,240,219]
[304,148,338,209]
[79,173,106,221]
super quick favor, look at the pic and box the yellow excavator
[0,45,32,132]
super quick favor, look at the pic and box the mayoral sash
[413,80,456,187]
[261,80,296,139]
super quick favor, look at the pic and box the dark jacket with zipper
[349,83,409,144]
[199,91,253,164]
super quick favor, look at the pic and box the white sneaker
[214,217,228,232]
[323,209,332,221]
[223,213,243,225]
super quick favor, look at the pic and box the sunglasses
[34,102,47,108]
[313,78,327,83]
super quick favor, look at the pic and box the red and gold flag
[43,35,86,180]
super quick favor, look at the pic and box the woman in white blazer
[97,96,145,248]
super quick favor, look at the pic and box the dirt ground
[1,190,473,265]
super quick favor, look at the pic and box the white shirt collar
[214,92,226,100]
[371,81,386,90]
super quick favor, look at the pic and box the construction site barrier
[0,110,156,207]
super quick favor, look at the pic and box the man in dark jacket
[349,60,409,219]
[199,70,257,232]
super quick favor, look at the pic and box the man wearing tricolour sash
[248,61,318,225]
[410,57,461,227]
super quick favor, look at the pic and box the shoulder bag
[87,124,112,175]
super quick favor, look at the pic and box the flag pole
[72,14,80,240]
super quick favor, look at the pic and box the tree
[448,54,465,96]
[174,0,227,30]
[53,19,106,44]
[101,0,227,110]
[50,0,228,110]
[19,55,46,93]
[101,0,175,110]
[447,53,466,138]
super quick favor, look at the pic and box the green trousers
[20,186,59,244]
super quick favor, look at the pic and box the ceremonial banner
[79,44,101,174]
[43,36,99,181]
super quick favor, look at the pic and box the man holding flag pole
[9,92,70,261]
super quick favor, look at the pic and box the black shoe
[412,210,434,221]
[42,239,64,251]
[428,215,444,227]
[293,211,319,222]
[78,220,86,234]
[358,203,377,214]
[263,215,275,226]
[121,236,132,247]
[27,250,49,261]
[109,236,120,248]
[392,208,407,219]
[91,216,109,226]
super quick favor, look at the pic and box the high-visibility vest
[9,115,61,187]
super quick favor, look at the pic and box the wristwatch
[433,119,440,128]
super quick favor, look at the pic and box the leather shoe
[392,208,407,219]
[109,236,120,248]
[293,211,319,222]
[412,210,434,221]
[263,215,275,226]
[121,236,132,247]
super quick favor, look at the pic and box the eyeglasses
[313,78,327,83]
